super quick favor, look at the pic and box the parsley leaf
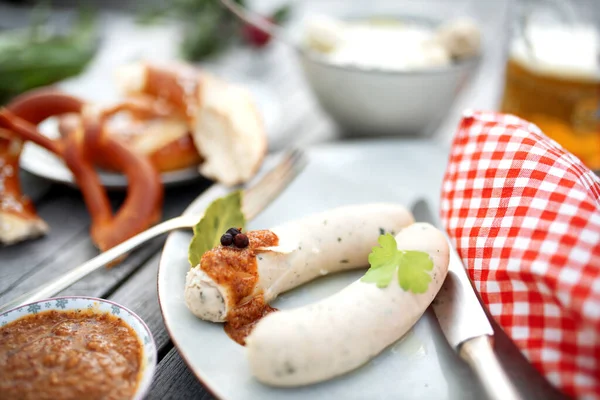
[362,234,401,287]
[361,264,396,288]
[188,191,246,267]
[368,234,401,269]
[397,251,434,294]
[361,234,434,294]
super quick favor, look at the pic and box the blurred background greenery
[0,0,291,102]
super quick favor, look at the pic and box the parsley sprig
[361,234,434,294]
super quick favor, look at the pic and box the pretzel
[117,62,267,186]
[57,96,203,173]
[0,89,163,251]
[116,62,201,122]
[0,129,48,244]
[0,62,267,246]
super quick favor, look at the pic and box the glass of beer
[500,0,600,170]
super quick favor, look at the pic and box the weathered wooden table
[0,3,513,399]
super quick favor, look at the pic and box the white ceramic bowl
[224,0,511,136]
[298,50,480,136]
[0,296,157,400]
[284,0,510,137]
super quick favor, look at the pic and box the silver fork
[0,149,307,314]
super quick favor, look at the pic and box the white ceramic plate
[19,121,202,189]
[21,141,202,189]
[157,140,500,400]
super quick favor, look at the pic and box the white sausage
[245,222,449,387]
[184,203,414,322]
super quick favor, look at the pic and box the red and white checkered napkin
[440,110,600,399]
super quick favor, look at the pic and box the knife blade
[412,198,493,347]
[411,198,521,400]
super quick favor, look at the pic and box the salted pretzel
[116,62,267,186]
[0,89,163,250]
[0,129,48,244]
[57,96,203,173]
[58,62,266,185]
[0,62,267,247]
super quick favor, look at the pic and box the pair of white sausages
[184,203,450,387]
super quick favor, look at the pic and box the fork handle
[460,335,521,400]
[0,216,188,314]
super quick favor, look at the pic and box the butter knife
[412,198,521,400]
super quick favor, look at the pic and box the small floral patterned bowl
[0,296,157,400]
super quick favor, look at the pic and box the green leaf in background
[0,3,98,104]
[138,0,243,60]
[361,234,434,294]
[137,0,291,61]
[272,4,292,24]
[180,11,233,61]
[188,190,246,267]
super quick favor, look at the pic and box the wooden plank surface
[107,253,171,351]
[148,348,214,400]
[0,185,91,294]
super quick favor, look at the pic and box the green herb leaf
[361,234,434,294]
[367,233,402,269]
[397,251,434,294]
[188,190,246,267]
[362,234,401,288]
[361,263,396,288]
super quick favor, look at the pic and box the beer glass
[500,0,600,170]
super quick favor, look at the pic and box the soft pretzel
[57,62,266,184]
[0,129,48,244]
[117,62,267,186]
[0,88,75,245]
[57,96,203,173]
[0,90,163,250]
[0,61,267,246]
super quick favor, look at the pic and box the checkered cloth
[440,110,600,399]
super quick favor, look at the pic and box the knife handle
[460,335,521,400]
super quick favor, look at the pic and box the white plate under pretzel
[20,122,203,189]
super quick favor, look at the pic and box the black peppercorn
[226,227,241,237]
[220,233,234,246]
[233,233,249,248]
